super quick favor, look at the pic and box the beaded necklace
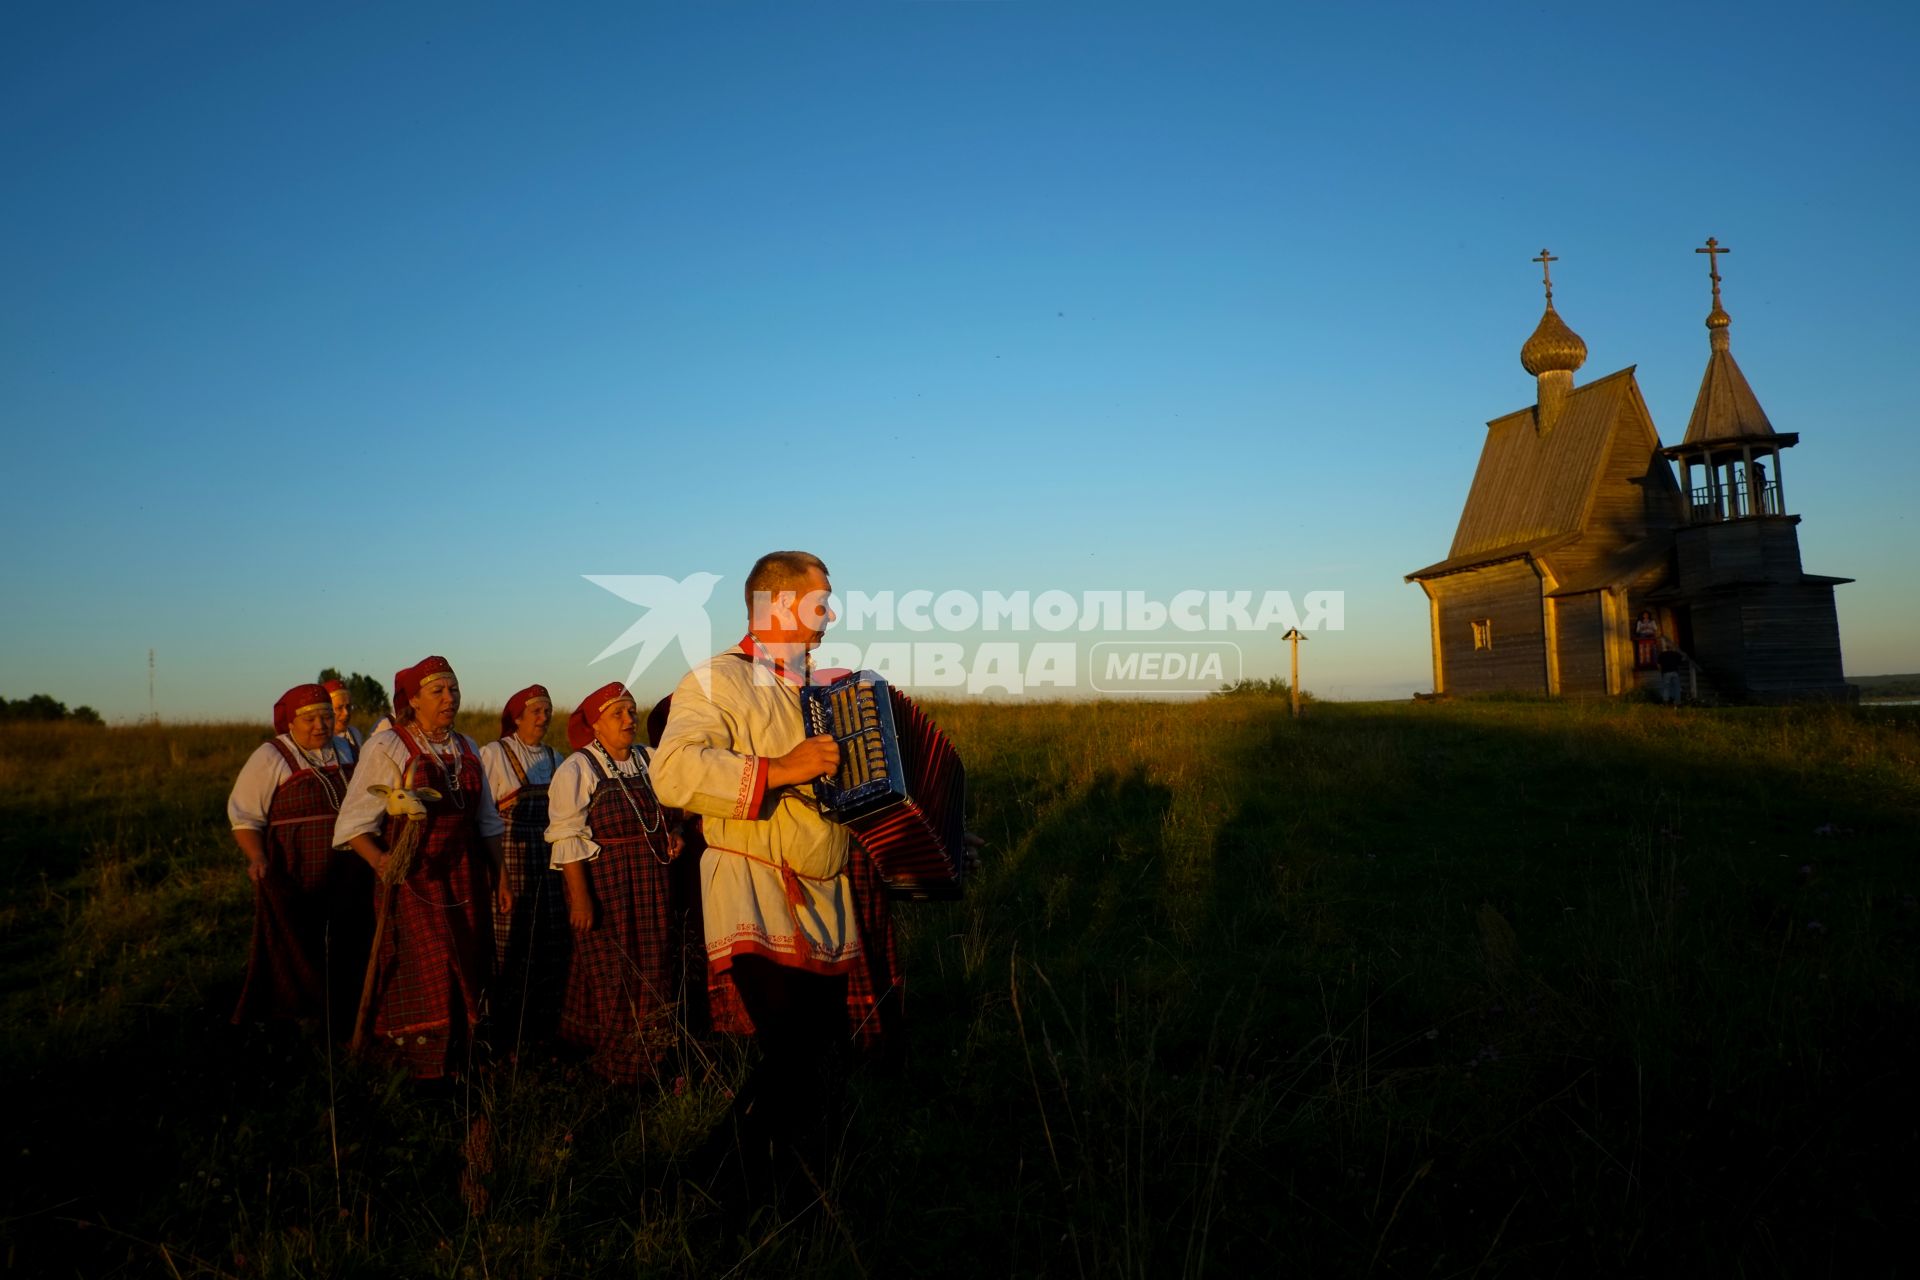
[410,724,467,809]
[589,740,668,860]
[291,739,344,812]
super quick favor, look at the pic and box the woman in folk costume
[545,682,687,1083]
[228,683,361,1025]
[332,656,511,1079]
[325,679,365,768]
[477,684,568,1041]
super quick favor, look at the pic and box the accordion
[800,671,968,901]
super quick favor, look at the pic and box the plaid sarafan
[493,782,569,1040]
[558,755,682,1083]
[233,748,350,1023]
[368,741,494,1078]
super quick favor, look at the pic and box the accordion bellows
[801,671,968,901]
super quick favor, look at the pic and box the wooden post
[1282,627,1306,719]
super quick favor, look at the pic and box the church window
[1471,618,1493,651]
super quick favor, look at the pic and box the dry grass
[3,699,1918,1275]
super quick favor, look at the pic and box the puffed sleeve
[544,752,601,866]
[333,731,405,849]
[477,739,519,810]
[227,741,290,831]
[465,735,506,840]
[650,668,769,820]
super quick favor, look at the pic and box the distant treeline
[1852,672,1920,699]
[317,669,391,718]
[0,694,102,725]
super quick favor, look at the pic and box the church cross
[1696,236,1731,309]
[1532,248,1558,303]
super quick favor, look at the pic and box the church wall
[1675,520,1806,591]
[1553,592,1608,695]
[1690,598,1749,694]
[1741,583,1848,697]
[1430,560,1548,695]
[1690,584,1846,699]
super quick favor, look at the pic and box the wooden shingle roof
[1542,532,1674,596]
[1447,366,1645,560]
[1679,343,1779,445]
[1405,533,1576,583]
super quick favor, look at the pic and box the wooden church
[1406,244,1851,701]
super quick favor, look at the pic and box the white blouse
[227,735,350,830]
[331,727,505,849]
[477,735,561,807]
[544,743,658,868]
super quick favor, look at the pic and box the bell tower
[1656,239,1852,700]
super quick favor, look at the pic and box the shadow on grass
[5,705,1918,1276]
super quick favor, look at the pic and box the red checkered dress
[705,838,902,1052]
[558,750,680,1083]
[491,741,569,1040]
[233,740,351,1023]
[368,737,494,1078]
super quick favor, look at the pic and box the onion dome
[1521,303,1588,377]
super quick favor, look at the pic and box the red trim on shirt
[709,935,860,977]
[740,633,811,686]
[733,754,768,819]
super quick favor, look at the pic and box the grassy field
[3,698,1917,1277]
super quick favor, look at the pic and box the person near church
[1634,610,1660,669]
[1658,637,1688,705]
[545,681,687,1082]
[478,683,568,1042]
[332,657,510,1079]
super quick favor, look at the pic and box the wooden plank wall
[1741,583,1848,695]
[1691,600,1748,692]
[1554,592,1608,694]
[1431,560,1548,694]
[1675,519,1806,591]
[1691,584,1847,697]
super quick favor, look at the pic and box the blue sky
[4,1,1916,720]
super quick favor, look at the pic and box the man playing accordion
[653,551,872,1202]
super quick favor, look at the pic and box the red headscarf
[390,665,415,721]
[322,678,347,695]
[273,683,334,735]
[567,682,636,751]
[394,656,455,722]
[500,684,553,739]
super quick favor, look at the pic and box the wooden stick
[348,817,425,1055]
